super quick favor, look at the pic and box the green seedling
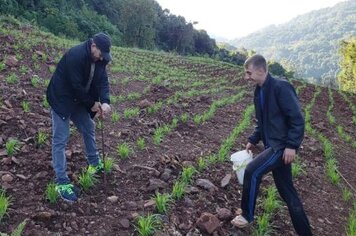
[45,182,58,204]
[135,214,161,236]
[0,190,10,221]
[5,138,19,156]
[137,137,145,150]
[79,170,97,192]
[172,181,186,200]
[21,101,30,113]
[181,166,197,184]
[154,192,171,214]
[117,143,131,159]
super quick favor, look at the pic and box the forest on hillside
[0,0,249,65]
[230,0,356,86]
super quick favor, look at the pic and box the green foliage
[171,181,186,200]
[342,187,352,202]
[21,101,30,113]
[338,37,356,93]
[31,75,41,88]
[137,137,146,150]
[103,157,114,173]
[111,110,120,122]
[6,73,18,84]
[181,166,197,184]
[5,138,19,156]
[46,182,58,204]
[0,190,10,221]
[36,130,48,148]
[154,192,171,214]
[135,214,161,236]
[346,202,356,236]
[79,170,98,192]
[117,143,131,159]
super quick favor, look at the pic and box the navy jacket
[46,39,110,120]
[248,74,304,151]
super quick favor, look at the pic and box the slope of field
[0,22,355,236]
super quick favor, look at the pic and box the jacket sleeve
[248,110,262,145]
[66,54,95,109]
[99,68,110,104]
[277,82,305,149]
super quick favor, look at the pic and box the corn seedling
[0,62,5,71]
[5,138,19,156]
[36,130,48,147]
[342,187,352,202]
[181,166,197,184]
[117,143,131,159]
[21,101,30,113]
[0,190,10,221]
[346,202,356,236]
[180,113,189,123]
[127,92,141,101]
[292,157,304,178]
[135,214,161,236]
[4,218,28,236]
[154,192,171,214]
[31,75,41,87]
[6,73,18,84]
[254,214,272,236]
[49,65,55,74]
[44,79,50,87]
[124,107,140,119]
[79,170,98,192]
[326,158,340,184]
[110,95,118,104]
[263,186,282,214]
[172,181,186,200]
[19,65,28,74]
[137,137,145,150]
[197,157,207,171]
[96,120,103,129]
[111,110,120,122]
[40,97,48,110]
[46,182,58,204]
[103,157,114,173]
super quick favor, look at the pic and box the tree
[338,38,356,93]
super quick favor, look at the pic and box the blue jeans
[51,107,99,184]
[241,147,312,236]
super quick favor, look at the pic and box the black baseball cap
[93,32,112,62]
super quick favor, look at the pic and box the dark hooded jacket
[46,39,110,120]
[248,74,304,151]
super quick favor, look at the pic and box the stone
[216,208,232,220]
[107,196,119,203]
[221,174,232,188]
[1,174,14,182]
[196,212,221,234]
[196,179,218,192]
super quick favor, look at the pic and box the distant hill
[230,0,356,85]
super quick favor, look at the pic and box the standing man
[46,32,112,202]
[231,54,312,235]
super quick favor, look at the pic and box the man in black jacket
[46,33,112,202]
[231,55,312,235]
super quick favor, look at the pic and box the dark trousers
[241,147,312,236]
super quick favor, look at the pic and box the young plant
[6,73,18,84]
[137,137,146,150]
[44,79,50,87]
[180,113,189,123]
[117,143,131,159]
[19,65,28,74]
[154,192,171,214]
[111,110,120,123]
[171,181,186,200]
[79,170,97,192]
[292,157,304,178]
[342,187,352,202]
[263,186,281,214]
[0,190,10,221]
[21,101,30,113]
[254,214,272,236]
[5,138,19,156]
[0,62,5,71]
[31,75,41,88]
[42,96,50,108]
[7,218,28,236]
[135,214,161,236]
[103,157,114,173]
[346,202,356,236]
[36,130,48,148]
[123,107,140,119]
[197,157,207,171]
[46,182,59,204]
[181,166,197,184]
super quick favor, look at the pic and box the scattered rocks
[196,179,218,192]
[216,208,232,220]
[196,212,221,234]
[146,178,168,191]
[119,218,130,229]
[107,196,119,203]
[220,173,232,188]
[1,173,14,182]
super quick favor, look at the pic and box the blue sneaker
[87,159,104,175]
[55,183,78,202]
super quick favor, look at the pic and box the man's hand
[91,102,101,112]
[283,148,296,164]
[246,142,254,151]
[101,103,111,114]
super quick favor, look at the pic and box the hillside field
[0,22,356,236]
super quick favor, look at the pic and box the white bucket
[230,150,253,185]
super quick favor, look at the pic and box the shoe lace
[57,184,74,194]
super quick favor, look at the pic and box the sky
[155,0,348,40]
